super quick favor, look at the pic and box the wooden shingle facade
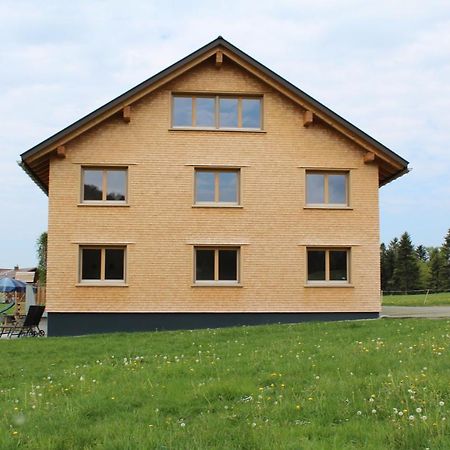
[21,37,408,336]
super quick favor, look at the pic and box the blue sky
[1,0,449,267]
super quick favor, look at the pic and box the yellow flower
[296,405,301,410]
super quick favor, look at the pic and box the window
[306,171,348,206]
[82,168,127,203]
[172,95,262,130]
[307,248,350,283]
[80,247,126,283]
[195,169,239,205]
[194,247,239,284]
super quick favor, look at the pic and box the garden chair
[0,305,45,338]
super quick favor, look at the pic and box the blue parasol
[0,277,26,293]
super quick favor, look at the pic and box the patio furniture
[0,305,45,338]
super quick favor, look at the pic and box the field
[1,319,450,449]
[383,292,450,306]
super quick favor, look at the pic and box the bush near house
[1,319,449,449]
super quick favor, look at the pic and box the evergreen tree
[384,238,399,290]
[428,248,444,291]
[441,229,450,290]
[380,243,389,291]
[392,232,420,292]
[415,245,428,262]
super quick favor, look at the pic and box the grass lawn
[383,292,450,306]
[1,319,450,449]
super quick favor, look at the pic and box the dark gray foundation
[48,312,379,337]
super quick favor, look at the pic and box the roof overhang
[20,36,409,194]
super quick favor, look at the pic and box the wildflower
[409,415,415,421]
[180,422,186,428]
[398,412,404,417]
[296,405,301,410]
[251,422,256,427]
[421,416,427,421]
[371,409,377,414]
[356,411,362,416]
[416,407,422,413]
[439,401,445,406]
[369,398,374,403]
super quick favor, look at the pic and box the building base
[47,312,379,337]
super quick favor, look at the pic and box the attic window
[172,95,262,130]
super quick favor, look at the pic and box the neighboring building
[0,266,37,282]
[20,37,408,336]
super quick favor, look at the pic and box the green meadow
[383,292,450,306]
[1,319,449,449]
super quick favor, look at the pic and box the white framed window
[195,169,240,205]
[306,171,349,207]
[81,167,127,203]
[194,247,240,284]
[307,248,350,284]
[79,246,126,283]
[172,95,262,130]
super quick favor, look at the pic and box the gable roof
[20,36,408,193]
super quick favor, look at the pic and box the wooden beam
[364,151,376,163]
[303,110,313,127]
[56,145,66,159]
[215,51,223,68]
[122,105,131,123]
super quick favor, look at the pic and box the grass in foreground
[1,319,450,449]
[383,292,450,306]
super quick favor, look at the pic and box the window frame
[306,247,351,285]
[194,168,241,206]
[79,245,127,284]
[81,167,128,204]
[171,94,263,131]
[305,170,349,208]
[193,246,240,285]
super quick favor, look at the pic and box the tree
[428,248,444,291]
[36,232,47,285]
[415,245,428,262]
[441,229,450,290]
[392,232,420,292]
[383,238,399,291]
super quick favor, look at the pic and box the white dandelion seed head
[371,409,377,414]
[416,407,422,413]
[356,411,362,416]
[398,411,404,417]
[409,415,415,421]
[439,401,445,406]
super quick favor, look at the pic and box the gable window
[80,246,126,283]
[306,171,348,206]
[82,168,127,203]
[195,169,239,205]
[307,248,349,283]
[194,247,239,284]
[172,95,262,130]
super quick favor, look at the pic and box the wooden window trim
[305,170,349,207]
[81,167,128,204]
[193,246,240,285]
[194,168,240,206]
[171,94,263,131]
[306,247,351,285]
[79,245,127,284]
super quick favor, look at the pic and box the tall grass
[1,319,449,449]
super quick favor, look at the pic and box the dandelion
[369,398,375,403]
[439,401,445,406]
[421,416,427,421]
[356,411,362,416]
[251,422,256,427]
[296,405,301,410]
[398,412,404,417]
[371,409,377,414]
[416,407,422,414]
[409,415,415,421]
[180,422,186,428]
